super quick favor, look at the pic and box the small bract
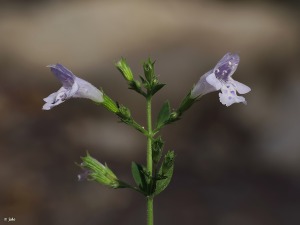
[43,64,103,110]
[191,53,251,106]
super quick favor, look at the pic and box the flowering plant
[43,53,250,225]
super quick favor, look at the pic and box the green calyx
[116,58,134,82]
[80,153,120,188]
[177,92,197,116]
[143,59,155,83]
[102,93,119,114]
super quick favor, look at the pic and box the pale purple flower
[191,53,251,106]
[77,168,90,181]
[43,64,103,110]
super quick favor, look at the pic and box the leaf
[139,75,150,88]
[151,83,165,96]
[131,162,147,193]
[154,165,174,196]
[152,137,164,164]
[156,101,171,130]
[154,151,175,195]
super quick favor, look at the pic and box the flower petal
[43,92,57,103]
[73,77,103,103]
[214,53,240,81]
[42,87,67,110]
[191,70,217,98]
[42,83,79,110]
[78,169,90,181]
[230,78,251,94]
[47,64,75,88]
[219,92,246,107]
[218,84,246,106]
[206,73,222,90]
[215,53,240,71]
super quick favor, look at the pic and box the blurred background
[1,0,300,224]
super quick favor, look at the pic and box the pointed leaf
[154,164,174,196]
[151,83,165,96]
[154,151,175,195]
[152,137,164,164]
[131,162,147,193]
[139,75,146,84]
[156,101,171,129]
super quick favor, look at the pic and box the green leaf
[140,75,151,88]
[139,75,146,84]
[152,137,164,165]
[156,101,171,130]
[151,83,165,96]
[154,151,175,195]
[154,164,174,195]
[129,80,146,96]
[131,162,147,193]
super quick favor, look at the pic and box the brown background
[1,0,300,224]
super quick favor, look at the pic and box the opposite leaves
[154,150,175,195]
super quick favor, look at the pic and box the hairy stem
[146,97,153,225]
[147,196,153,225]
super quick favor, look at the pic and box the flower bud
[169,112,178,121]
[118,105,131,119]
[116,58,134,82]
[143,59,155,83]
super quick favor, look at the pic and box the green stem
[146,97,154,225]
[147,196,153,225]
[146,97,153,180]
[131,120,148,135]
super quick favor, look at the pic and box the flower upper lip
[213,53,240,81]
[47,64,75,88]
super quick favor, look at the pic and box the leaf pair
[154,151,175,195]
[131,150,175,196]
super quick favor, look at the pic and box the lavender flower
[78,168,90,182]
[43,64,103,110]
[191,53,251,106]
